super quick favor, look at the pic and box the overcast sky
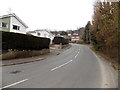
[0,0,94,31]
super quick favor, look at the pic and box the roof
[0,13,28,28]
[27,31,35,33]
[27,29,54,37]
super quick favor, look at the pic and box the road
[1,44,118,88]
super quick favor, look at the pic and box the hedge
[2,31,50,50]
[53,37,69,45]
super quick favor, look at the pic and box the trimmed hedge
[2,31,50,50]
[53,37,69,45]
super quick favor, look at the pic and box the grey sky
[0,0,94,31]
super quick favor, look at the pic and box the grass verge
[91,47,120,70]
[0,49,50,60]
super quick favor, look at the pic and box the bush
[2,31,50,51]
[52,37,69,45]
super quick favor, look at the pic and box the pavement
[1,44,118,88]
[1,44,71,66]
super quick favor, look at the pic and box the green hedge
[2,31,50,50]
[53,37,69,45]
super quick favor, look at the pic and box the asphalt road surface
[1,44,118,88]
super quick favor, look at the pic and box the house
[0,13,28,34]
[27,29,55,44]
[71,35,80,41]
[50,30,80,41]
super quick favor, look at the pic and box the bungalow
[0,13,28,34]
[27,29,55,44]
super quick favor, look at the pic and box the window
[44,34,47,37]
[37,33,41,36]
[2,22,8,28]
[13,25,20,30]
[48,35,50,38]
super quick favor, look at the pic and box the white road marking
[75,54,78,58]
[0,79,28,89]
[75,51,79,58]
[51,60,73,71]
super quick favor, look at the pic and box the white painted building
[71,35,80,41]
[27,29,55,44]
[0,13,28,34]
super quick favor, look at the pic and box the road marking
[75,51,79,58]
[51,60,73,71]
[0,79,28,89]
[75,54,78,58]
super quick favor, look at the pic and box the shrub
[52,37,69,45]
[2,31,50,51]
